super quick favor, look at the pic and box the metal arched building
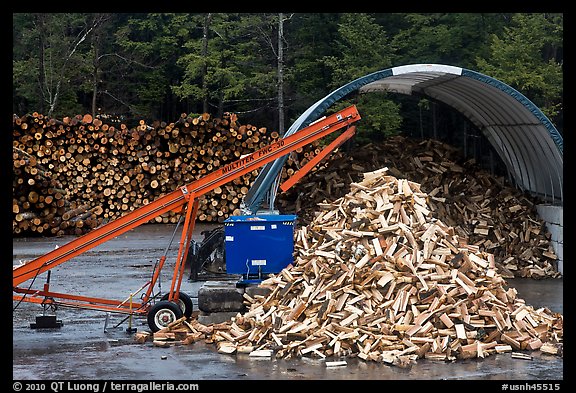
[243,63,563,214]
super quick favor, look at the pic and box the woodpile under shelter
[245,64,564,273]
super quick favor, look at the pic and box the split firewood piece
[511,352,533,360]
[249,349,274,357]
[134,331,151,343]
[217,342,237,354]
[153,340,172,348]
[181,332,204,345]
[167,316,187,330]
[540,343,562,356]
[325,360,347,367]
[153,332,176,341]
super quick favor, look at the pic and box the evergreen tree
[281,13,340,124]
[475,13,563,131]
[172,13,275,120]
[115,13,191,120]
[389,13,509,67]
[13,13,100,117]
[323,13,401,140]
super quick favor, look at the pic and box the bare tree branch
[97,53,157,69]
[101,89,135,112]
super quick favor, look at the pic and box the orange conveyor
[13,105,361,328]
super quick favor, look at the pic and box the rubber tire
[147,300,184,332]
[161,291,193,319]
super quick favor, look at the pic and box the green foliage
[13,58,39,113]
[320,13,400,143]
[172,13,277,117]
[115,13,191,119]
[475,13,563,121]
[285,14,340,107]
[328,93,402,145]
[12,13,97,116]
[356,94,403,139]
[389,13,509,67]
[323,13,392,88]
[12,12,562,137]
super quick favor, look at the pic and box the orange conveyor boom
[13,105,361,287]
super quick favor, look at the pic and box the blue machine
[224,214,296,285]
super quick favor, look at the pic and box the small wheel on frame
[147,300,184,332]
[161,291,193,319]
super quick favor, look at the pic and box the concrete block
[197,281,245,313]
[30,315,63,329]
[197,311,238,325]
[536,204,563,276]
[552,241,563,260]
[536,204,563,226]
[549,240,563,276]
[546,223,563,244]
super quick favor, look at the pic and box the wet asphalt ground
[12,223,565,385]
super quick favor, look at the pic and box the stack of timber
[12,112,317,236]
[278,135,560,278]
[136,168,563,366]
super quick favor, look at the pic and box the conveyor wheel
[161,291,193,319]
[147,300,183,332]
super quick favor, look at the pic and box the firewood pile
[136,168,563,367]
[278,135,560,278]
[12,112,318,237]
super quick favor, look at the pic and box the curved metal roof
[243,64,563,213]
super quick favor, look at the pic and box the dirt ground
[12,223,564,383]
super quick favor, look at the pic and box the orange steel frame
[279,125,357,193]
[13,105,361,319]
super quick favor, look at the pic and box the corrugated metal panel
[243,64,563,213]
[359,65,563,202]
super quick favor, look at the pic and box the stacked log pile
[12,112,317,236]
[13,113,559,278]
[136,168,563,366]
[278,135,560,278]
